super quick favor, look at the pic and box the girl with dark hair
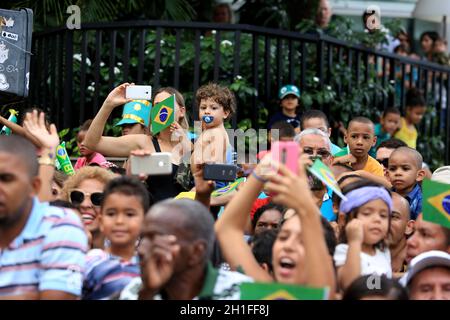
[420,31,439,60]
[334,182,393,291]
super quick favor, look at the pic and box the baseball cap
[279,84,300,99]
[400,250,450,287]
[432,166,450,184]
[115,100,151,127]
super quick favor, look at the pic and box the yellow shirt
[394,117,417,149]
[363,155,385,177]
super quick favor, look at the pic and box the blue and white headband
[339,186,393,214]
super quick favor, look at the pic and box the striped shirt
[0,198,88,297]
[82,249,140,300]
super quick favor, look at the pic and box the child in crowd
[343,117,384,177]
[394,88,427,149]
[82,176,150,300]
[75,119,108,169]
[300,109,342,155]
[191,83,236,187]
[387,147,425,220]
[370,107,401,157]
[334,183,393,290]
[267,84,302,133]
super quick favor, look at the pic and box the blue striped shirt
[0,198,88,297]
[82,249,140,300]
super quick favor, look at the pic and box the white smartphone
[125,85,152,100]
[130,152,172,176]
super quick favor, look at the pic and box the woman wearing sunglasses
[61,166,115,249]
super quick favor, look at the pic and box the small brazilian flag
[240,282,329,300]
[308,158,347,200]
[150,94,175,135]
[333,145,350,158]
[211,178,246,197]
[423,179,450,229]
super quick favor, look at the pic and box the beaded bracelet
[251,170,268,183]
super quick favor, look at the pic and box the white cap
[400,250,450,287]
[431,166,450,184]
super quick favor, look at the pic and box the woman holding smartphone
[84,83,192,202]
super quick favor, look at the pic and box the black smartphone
[203,164,237,182]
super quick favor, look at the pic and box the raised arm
[23,110,60,202]
[264,159,337,297]
[336,219,364,290]
[215,156,274,282]
[84,83,148,157]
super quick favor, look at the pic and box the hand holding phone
[125,85,152,100]
[203,164,237,182]
[271,141,299,174]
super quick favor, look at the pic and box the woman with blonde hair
[61,166,115,249]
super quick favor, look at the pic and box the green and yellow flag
[423,179,450,229]
[308,158,347,200]
[150,94,175,135]
[240,282,329,300]
[211,178,245,197]
[333,145,350,158]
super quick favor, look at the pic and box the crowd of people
[0,76,449,301]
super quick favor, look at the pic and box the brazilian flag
[240,282,329,300]
[150,94,175,135]
[211,178,245,197]
[423,179,450,229]
[308,158,347,200]
[333,145,350,158]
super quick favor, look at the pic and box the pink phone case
[271,141,299,174]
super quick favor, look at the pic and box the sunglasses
[69,190,104,207]
[303,147,331,159]
[377,158,389,168]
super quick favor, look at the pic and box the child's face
[199,98,229,128]
[355,199,390,245]
[406,106,426,125]
[280,95,299,112]
[302,118,331,137]
[434,40,447,53]
[77,131,93,157]
[345,122,376,159]
[100,193,145,247]
[380,112,401,136]
[387,151,423,193]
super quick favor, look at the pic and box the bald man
[389,193,414,274]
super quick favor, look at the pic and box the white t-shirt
[334,244,392,278]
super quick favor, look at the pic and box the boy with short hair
[394,88,427,149]
[387,146,425,220]
[370,107,401,157]
[82,176,150,300]
[343,116,384,177]
[267,84,302,133]
[300,109,342,155]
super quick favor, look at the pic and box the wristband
[251,170,268,183]
[38,157,55,166]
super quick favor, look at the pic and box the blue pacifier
[202,115,214,124]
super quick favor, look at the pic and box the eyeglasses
[377,158,389,168]
[69,190,104,207]
[302,147,331,159]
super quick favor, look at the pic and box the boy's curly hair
[195,83,236,119]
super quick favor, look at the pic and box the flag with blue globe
[150,94,175,135]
